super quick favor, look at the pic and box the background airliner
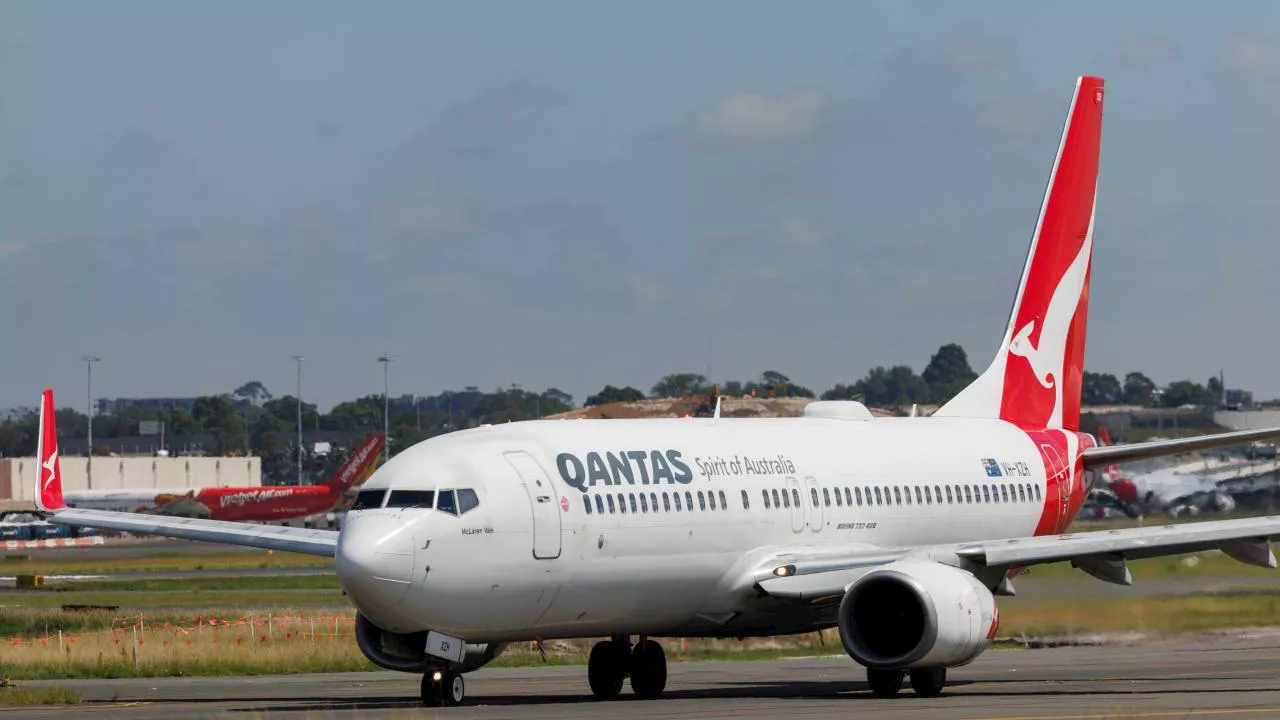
[61,433,384,522]
[30,75,1280,707]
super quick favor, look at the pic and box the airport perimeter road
[22,635,1280,719]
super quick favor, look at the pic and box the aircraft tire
[867,668,905,698]
[629,640,667,699]
[909,668,946,697]
[588,641,627,699]
[420,668,465,707]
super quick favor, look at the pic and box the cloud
[695,91,827,139]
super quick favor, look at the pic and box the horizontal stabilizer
[1083,426,1280,468]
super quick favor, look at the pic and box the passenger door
[503,451,562,559]
[785,476,804,533]
[803,476,823,533]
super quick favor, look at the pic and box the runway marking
[966,706,1280,720]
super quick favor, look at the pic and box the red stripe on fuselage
[1028,429,1096,536]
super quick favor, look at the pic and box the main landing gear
[588,635,667,700]
[867,667,947,698]
[421,665,466,707]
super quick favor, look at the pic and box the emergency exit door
[504,451,562,559]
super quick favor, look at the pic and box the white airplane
[32,75,1280,707]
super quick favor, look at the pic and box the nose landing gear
[587,635,668,700]
[421,666,465,707]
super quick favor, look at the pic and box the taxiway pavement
[18,634,1280,719]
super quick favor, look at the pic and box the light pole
[292,355,306,484]
[82,356,100,489]
[378,354,394,462]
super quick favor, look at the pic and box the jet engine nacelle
[837,559,998,669]
[354,613,506,673]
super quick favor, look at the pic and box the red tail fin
[324,434,385,494]
[935,76,1104,431]
[35,389,66,512]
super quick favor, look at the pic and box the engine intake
[354,613,505,673]
[838,559,997,669]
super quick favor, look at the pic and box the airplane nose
[335,513,415,611]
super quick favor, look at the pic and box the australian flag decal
[981,458,1003,477]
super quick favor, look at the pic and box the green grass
[2,588,346,609]
[0,686,80,706]
[1018,548,1280,582]
[43,575,341,593]
[2,549,333,576]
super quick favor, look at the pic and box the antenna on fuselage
[910,403,918,417]
[713,395,722,420]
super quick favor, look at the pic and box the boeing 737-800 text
[32,76,1280,707]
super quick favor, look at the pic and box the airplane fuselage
[337,410,1096,644]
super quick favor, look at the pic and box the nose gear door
[504,451,563,559]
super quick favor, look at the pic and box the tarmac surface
[18,634,1280,719]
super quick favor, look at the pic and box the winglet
[35,388,66,513]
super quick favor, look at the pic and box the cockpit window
[457,488,479,514]
[437,490,458,516]
[352,489,386,510]
[386,490,434,509]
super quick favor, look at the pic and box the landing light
[773,565,795,577]
[432,670,444,681]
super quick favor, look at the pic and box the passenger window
[742,489,750,509]
[934,485,942,503]
[1017,485,1026,502]
[719,490,727,509]
[824,488,832,507]
[583,496,592,514]
[618,494,627,514]
[640,494,649,513]
[674,492,683,512]
[650,492,658,511]
[963,486,972,503]
[628,494,637,514]
[904,487,912,505]
[855,487,863,506]
[763,489,771,508]
[923,486,932,504]
[834,487,842,507]
[457,489,479,514]
[945,486,953,503]
[1001,485,1009,503]
[1035,485,1042,501]
[811,488,820,507]
[437,490,458,516]
[386,490,434,509]
[595,495,605,514]
[771,489,780,507]
[698,491,707,511]
[982,486,991,503]
[893,487,902,505]
[663,493,672,512]
[874,487,882,505]
[352,489,386,510]
[782,490,790,509]
[685,491,694,511]
[789,489,798,507]
[708,491,716,511]
[844,487,853,506]
[607,495,616,513]
[914,487,922,505]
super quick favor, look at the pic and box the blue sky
[2,1,1278,410]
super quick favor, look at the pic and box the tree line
[0,344,1245,478]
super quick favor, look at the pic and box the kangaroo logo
[42,450,59,492]
[1005,215,1095,428]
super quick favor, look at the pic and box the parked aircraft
[31,76,1280,707]
[62,434,384,522]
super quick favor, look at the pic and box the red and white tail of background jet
[36,389,66,513]
[935,76,1104,434]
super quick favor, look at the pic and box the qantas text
[556,450,693,492]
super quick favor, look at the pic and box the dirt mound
[545,397,900,420]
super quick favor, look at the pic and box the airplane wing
[757,514,1280,600]
[47,508,337,557]
[1083,426,1280,468]
[32,389,337,558]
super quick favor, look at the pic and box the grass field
[1,548,332,576]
